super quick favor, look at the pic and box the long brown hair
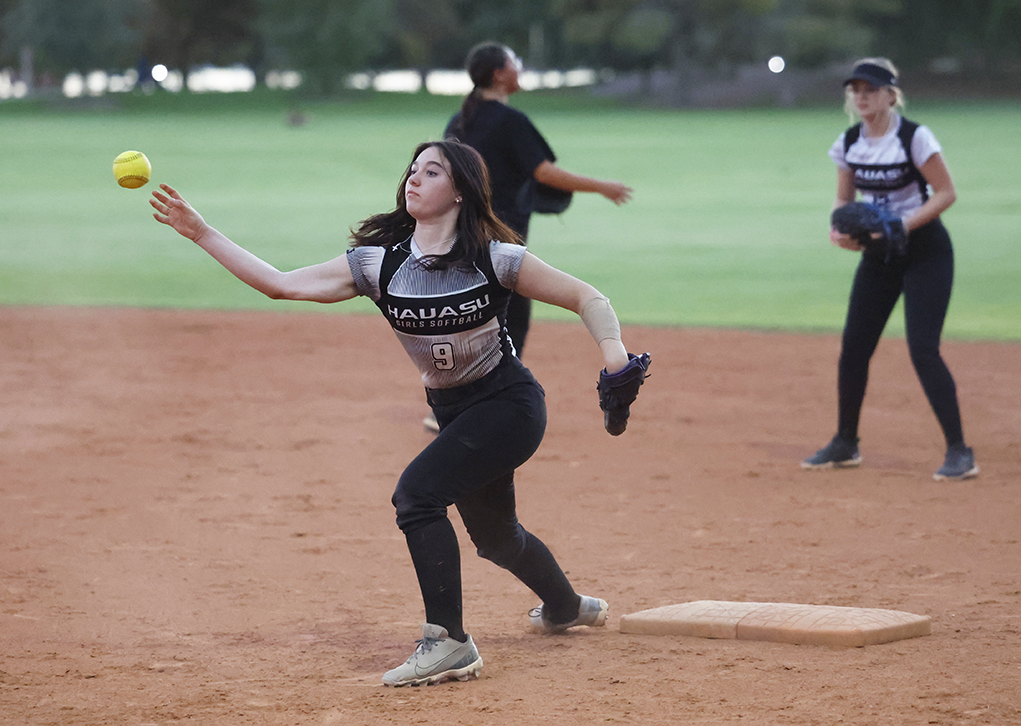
[349,140,521,269]
[449,42,511,138]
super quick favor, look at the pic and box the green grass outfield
[1,90,1018,340]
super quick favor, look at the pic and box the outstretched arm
[533,160,633,205]
[514,252,629,373]
[150,184,358,304]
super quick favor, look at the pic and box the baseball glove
[597,352,652,436]
[830,202,908,264]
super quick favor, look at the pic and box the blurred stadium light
[0,68,28,99]
[1,63,600,99]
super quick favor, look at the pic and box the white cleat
[382,624,482,687]
[528,595,609,634]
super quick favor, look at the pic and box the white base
[619,600,931,647]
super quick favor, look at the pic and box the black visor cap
[843,62,897,88]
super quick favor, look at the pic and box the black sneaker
[933,444,979,480]
[801,434,862,469]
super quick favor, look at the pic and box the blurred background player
[150,139,647,686]
[801,57,977,481]
[446,41,633,360]
[429,42,634,433]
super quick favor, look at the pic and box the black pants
[837,219,964,447]
[392,358,578,640]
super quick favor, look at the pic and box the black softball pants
[392,358,578,641]
[836,219,964,447]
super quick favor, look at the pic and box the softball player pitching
[801,57,977,480]
[150,139,650,686]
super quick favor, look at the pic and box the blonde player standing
[801,58,977,480]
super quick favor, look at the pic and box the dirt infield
[2,306,1019,725]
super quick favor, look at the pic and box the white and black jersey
[829,113,942,217]
[347,238,526,389]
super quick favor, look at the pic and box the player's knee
[907,341,943,372]
[391,482,445,534]
[472,527,527,569]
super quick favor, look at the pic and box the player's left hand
[597,352,651,436]
[600,181,633,206]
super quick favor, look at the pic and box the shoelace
[407,636,441,661]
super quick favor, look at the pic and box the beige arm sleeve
[580,295,621,344]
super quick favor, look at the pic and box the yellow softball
[112,150,152,189]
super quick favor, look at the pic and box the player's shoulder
[901,118,942,163]
[840,122,862,147]
[444,113,461,137]
[488,239,527,287]
[828,131,850,165]
[490,238,526,254]
[487,101,536,128]
[345,245,387,299]
[903,117,937,140]
[489,239,527,266]
[346,243,387,272]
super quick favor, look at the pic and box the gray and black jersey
[347,238,526,389]
[829,113,942,217]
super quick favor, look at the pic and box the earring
[456,197,462,204]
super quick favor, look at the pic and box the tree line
[1,0,1019,95]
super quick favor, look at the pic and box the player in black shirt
[446,42,633,358]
